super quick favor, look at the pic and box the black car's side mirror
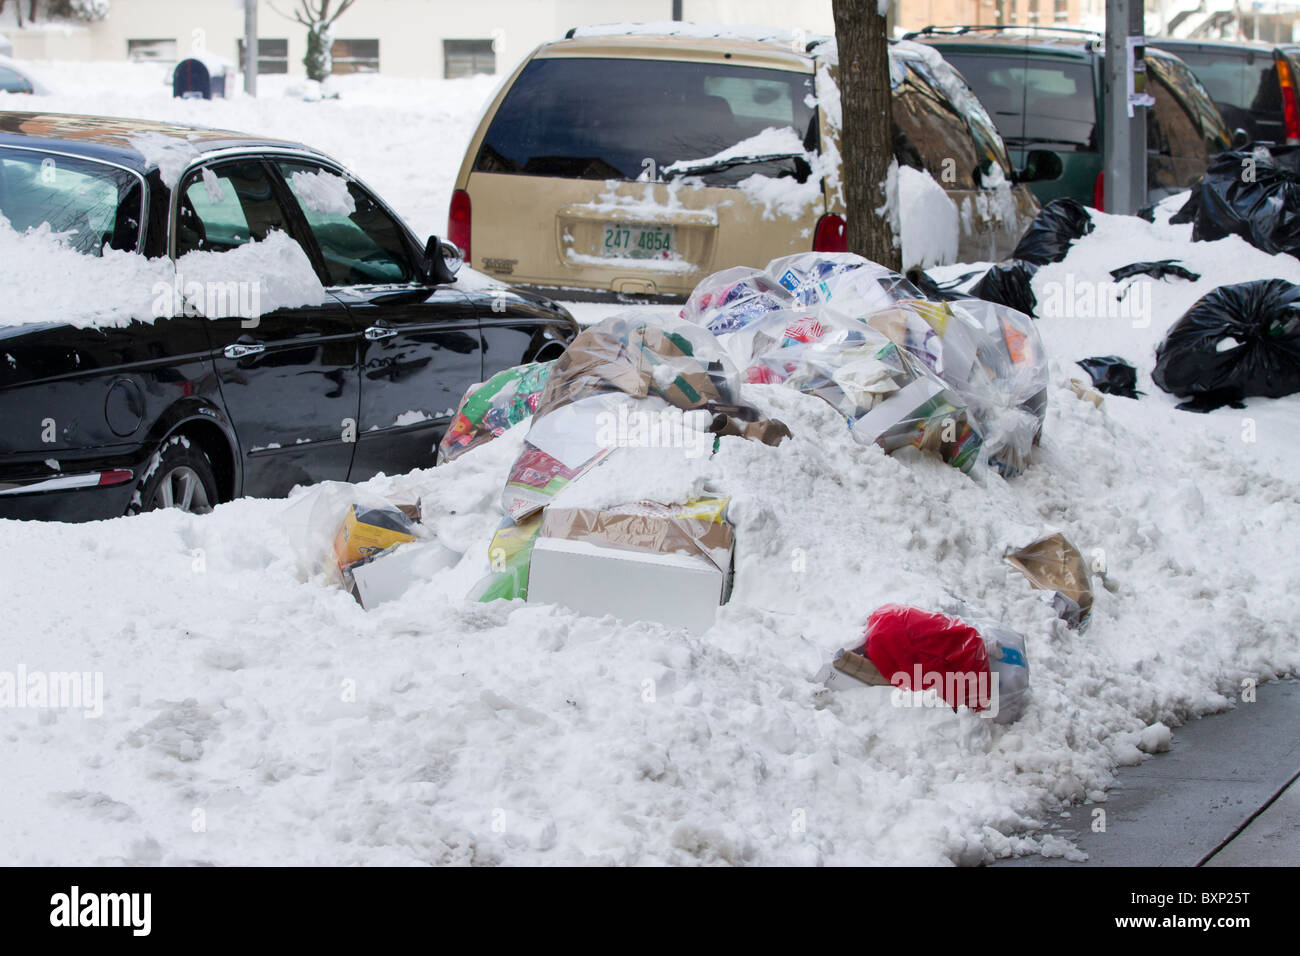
[422,235,463,285]
[1014,149,1064,184]
[1230,127,1250,150]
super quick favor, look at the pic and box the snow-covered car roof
[0,111,326,178]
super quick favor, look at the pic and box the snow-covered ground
[1,63,1298,866]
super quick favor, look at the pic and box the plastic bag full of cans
[680,253,1049,477]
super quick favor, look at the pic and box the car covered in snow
[914,27,1232,211]
[448,23,1047,300]
[0,54,46,95]
[0,112,578,521]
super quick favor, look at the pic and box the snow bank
[3,295,1297,863]
[0,220,325,328]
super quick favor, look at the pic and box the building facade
[2,0,836,79]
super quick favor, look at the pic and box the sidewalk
[997,678,1300,867]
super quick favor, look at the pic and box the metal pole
[1103,0,1147,214]
[244,0,259,97]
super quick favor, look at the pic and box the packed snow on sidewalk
[1,62,1299,867]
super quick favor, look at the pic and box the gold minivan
[450,25,1043,299]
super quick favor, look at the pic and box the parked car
[0,112,578,521]
[914,28,1232,210]
[449,24,1046,300]
[0,55,47,95]
[1148,38,1300,146]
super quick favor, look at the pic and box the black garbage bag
[1171,145,1300,258]
[1077,356,1142,399]
[1152,279,1300,410]
[969,259,1039,316]
[904,267,974,302]
[1109,260,1201,282]
[1011,198,1095,265]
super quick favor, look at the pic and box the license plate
[601,224,674,259]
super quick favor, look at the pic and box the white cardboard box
[527,536,728,634]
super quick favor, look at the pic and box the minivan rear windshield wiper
[661,152,809,181]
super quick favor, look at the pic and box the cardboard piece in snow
[1004,532,1094,629]
[527,498,734,634]
[346,540,461,609]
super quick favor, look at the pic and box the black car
[1148,38,1300,146]
[0,113,578,521]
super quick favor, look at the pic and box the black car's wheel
[127,435,218,516]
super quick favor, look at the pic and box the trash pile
[313,252,1091,724]
[1171,144,1300,259]
[1153,278,1300,411]
[907,198,1097,318]
[680,252,1049,477]
[469,312,789,633]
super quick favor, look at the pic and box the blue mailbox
[172,56,229,99]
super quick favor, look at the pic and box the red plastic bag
[863,604,991,712]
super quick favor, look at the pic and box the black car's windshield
[475,56,818,186]
[941,52,1098,151]
[0,147,143,255]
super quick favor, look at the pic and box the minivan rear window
[1164,47,1278,113]
[941,54,1098,152]
[475,56,817,186]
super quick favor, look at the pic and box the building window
[237,38,290,75]
[332,38,380,74]
[127,39,177,64]
[1054,0,1070,22]
[444,39,495,79]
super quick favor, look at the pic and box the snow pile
[288,168,356,216]
[0,220,325,328]
[3,290,1298,863]
[126,132,202,190]
[662,126,808,180]
[898,164,959,268]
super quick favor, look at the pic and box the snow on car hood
[0,218,326,329]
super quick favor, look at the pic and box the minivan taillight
[448,189,471,263]
[1277,55,1300,144]
[813,213,848,252]
[1093,171,1105,213]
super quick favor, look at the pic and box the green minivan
[914,29,1231,211]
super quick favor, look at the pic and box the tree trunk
[831,0,900,271]
[304,24,333,82]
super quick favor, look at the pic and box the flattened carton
[527,498,734,634]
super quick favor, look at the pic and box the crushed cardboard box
[1004,532,1094,629]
